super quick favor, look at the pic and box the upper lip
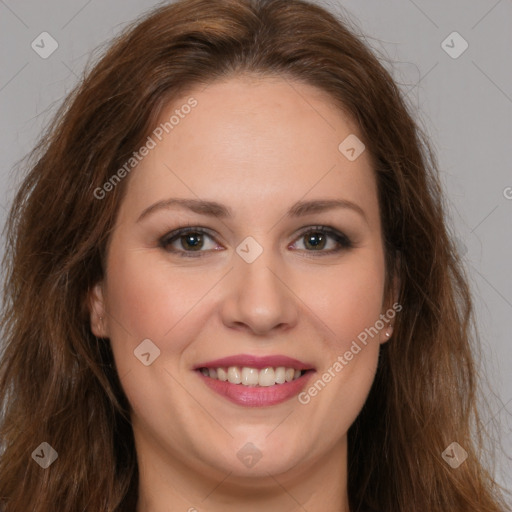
[194,354,314,371]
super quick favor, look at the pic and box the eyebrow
[137,197,368,224]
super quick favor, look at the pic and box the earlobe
[381,325,393,343]
[88,282,108,338]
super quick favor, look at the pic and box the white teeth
[241,367,259,386]
[227,366,242,384]
[275,367,286,384]
[258,367,275,387]
[201,366,305,386]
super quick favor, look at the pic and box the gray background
[1,0,511,492]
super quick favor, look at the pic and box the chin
[202,435,306,479]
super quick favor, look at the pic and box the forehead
[119,75,379,228]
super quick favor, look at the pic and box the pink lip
[196,369,316,407]
[193,354,314,371]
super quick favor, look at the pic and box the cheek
[309,253,386,349]
[104,247,222,362]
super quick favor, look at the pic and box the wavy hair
[0,0,510,510]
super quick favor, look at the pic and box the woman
[0,0,509,510]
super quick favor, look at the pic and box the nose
[219,246,299,336]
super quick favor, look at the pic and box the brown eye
[160,228,221,257]
[176,232,205,251]
[303,231,328,250]
[291,226,353,255]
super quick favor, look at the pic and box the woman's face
[90,75,396,482]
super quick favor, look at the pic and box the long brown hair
[0,0,509,510]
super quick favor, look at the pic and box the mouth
[196,366,310,386]
[193,354,316,407]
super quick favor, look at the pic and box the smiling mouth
[196,366,311,387]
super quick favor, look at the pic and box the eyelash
[158,225,354,258]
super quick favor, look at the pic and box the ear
[380,251,401,344]
[88,281,109,338]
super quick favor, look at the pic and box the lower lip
[196,370,315,407]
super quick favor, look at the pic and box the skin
[89,74,399,512]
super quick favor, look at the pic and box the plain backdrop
[0,0,511,492]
